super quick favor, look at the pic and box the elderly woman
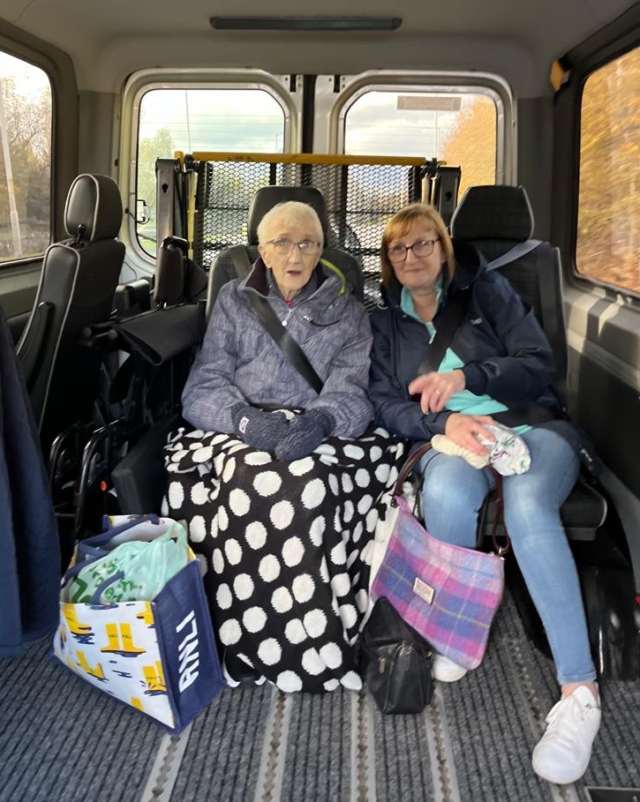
[164,201,404,693]
[181,200,373,455]
[369,203,600,785]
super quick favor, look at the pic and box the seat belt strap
[484,240,541,271]
[246,292,324,394]
[535,246,568,400]
[229,246,324,392]
[416,290,469,375]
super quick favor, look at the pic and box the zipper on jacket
[301,314,340,328]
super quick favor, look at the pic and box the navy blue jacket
[369,243,562,443]
[0,305,60,657]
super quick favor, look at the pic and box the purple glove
[231,405,290,451]
[275,409,334,461]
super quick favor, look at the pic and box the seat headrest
[451,185,534,242]
[247,186,329,245]
[64,174,123,242]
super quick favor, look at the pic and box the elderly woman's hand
[408,370,466,413]
[444,413,496,456]
[275,409,335,461]
[232,406,290,451]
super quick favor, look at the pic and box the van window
[0,51,52,262]
[136,87,287,256]
[344,90,497,196]
[577,46,640,294]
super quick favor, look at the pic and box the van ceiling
[0,0,635,96]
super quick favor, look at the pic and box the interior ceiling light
[209,16,403,32]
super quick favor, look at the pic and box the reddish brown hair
[380,203,455,287]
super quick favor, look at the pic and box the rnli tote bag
[53,515,225,733]
[371,444,507,671]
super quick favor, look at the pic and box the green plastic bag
[66,522,191,604]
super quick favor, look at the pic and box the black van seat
[16,174,125,456]
[206,185,364,317]
[451,185,607,542]
[480,476,607,542]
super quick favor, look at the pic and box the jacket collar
[239,259,347,326]
[240,257,329,298]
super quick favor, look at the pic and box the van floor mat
[0,639,162,802]
[1,591,639,802]
[161,590,640,802]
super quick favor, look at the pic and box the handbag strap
[417,290,469,375]
[392,442,433,497]
[488,469,510,556]
[392,442,510,555]
[246,292,324,394]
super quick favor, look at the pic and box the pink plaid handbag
[371,443,508,671]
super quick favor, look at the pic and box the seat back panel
[16,175,126,454]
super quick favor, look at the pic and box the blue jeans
[419,428,596,685]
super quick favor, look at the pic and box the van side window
[343,90,497,197]
[577,46,640,294]
[0,51,52,262]
[136,87,287,256]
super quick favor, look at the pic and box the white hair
[257,201,324,245]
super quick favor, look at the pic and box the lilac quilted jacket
[181,259,373,437]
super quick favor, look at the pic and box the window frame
[551,3,640,304]
[315,70,515,184]
[572,44,640,300]
[120,69,300,270]
[0,25,78,268]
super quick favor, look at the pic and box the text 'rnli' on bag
[177,609,200,692]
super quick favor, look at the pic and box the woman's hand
[232,406,290,450]
[408,370,466,413]
[275,409,335,461]
[444,413,496,455]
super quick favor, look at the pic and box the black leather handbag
[360,598,433,714]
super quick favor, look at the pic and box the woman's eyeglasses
[386,238,440,262]
[265,238,323,256]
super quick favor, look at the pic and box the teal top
[401,285,531,434]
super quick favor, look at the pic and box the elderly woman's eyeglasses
[265,238,322,256]
[387,238,440,262]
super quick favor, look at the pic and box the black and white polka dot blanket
[163,427,406,693]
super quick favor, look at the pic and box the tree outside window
[577,47,640,294]
[0,51,52,261]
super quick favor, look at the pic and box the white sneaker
[532,686,601,784]
[432,653,468,682]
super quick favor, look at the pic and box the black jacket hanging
[0,305,60,657]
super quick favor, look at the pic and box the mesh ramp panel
[191,154,426,310]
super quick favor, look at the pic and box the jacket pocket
[301,314,341,328]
